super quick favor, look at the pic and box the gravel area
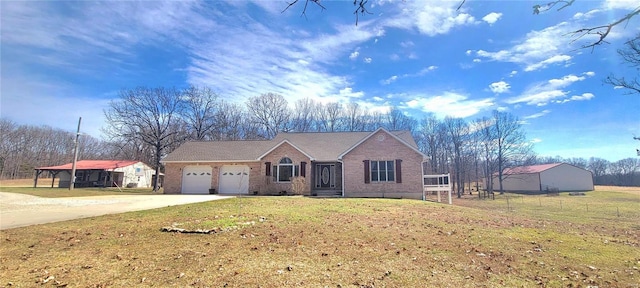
[0,192,231,230]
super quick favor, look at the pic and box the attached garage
[181,166,212,194]
[494,163,594,192]
[218,165,249,194]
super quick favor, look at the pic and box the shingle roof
[162,140,274,162]
[502,163,563,175]
[162,129,420,163]
[37,160,140,170]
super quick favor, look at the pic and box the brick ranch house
[162,128,428,199]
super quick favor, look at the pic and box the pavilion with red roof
[35,160,158,189]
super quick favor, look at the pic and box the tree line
[1,86,638,191]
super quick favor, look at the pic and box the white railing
[423,173,452,204]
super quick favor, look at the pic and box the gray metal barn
[494,163,594,192]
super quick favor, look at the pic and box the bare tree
[213,100,246,140]
[245,93,291,139]
[588,157,610,184]
[604,34,640,94]
[443,117,469,198]
[291,97,318,132]
[104,87,187,191]
[416,115,445,174]
[181,86,219,140]
[385,106,417,132]
[317,102,342,132]
[491,111,534,194]
[344,102,366,132]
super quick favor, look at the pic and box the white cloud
[466,50,472,55]
[400,41,415,48]
[364,57,373,63]
[482,12,502,25]
[525,54,572,71]
[384,1,479,36]
[349,49,360,60]
[404,92,494,118]
[507,73,594,106]
[489,81,510,94]
[509,70,518,77]
[605,0,639,10]
[473,58,481,63]
[382,75,399,85]
[571,92,595,101]
[475,22,575,71]
[524,110,551,119]
[381,66,437,84]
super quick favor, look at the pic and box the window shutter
[300,161,307,177]
[395,159,402,183]
[265,162,271,176]
[272,165,277,181]
[363,160,370,184]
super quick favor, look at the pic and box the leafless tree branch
[532,0,575,14]
[566,7,640,49]
[282,0,326,19]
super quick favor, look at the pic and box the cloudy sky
[1,0,639,161]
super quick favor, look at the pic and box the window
[371,160,395,182]
[275,157,298,182]
[364,160,401,183]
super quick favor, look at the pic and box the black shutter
[300,161,307,177]
[273,165,277,181]
[395,159,402,183]
[364,160,370,184]
[265,162,271,176]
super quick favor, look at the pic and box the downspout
[338,159,345,197]
[421,160,425,201]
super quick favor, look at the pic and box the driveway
[0,192,232,230]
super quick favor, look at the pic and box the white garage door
[219,165,249,194]
[181,166,212,194]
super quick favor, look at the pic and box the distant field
[1,187,638,287]
[0,178,56,187]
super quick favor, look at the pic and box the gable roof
[502,163,563,175]
[162,129,422,163]
[37,160,140,170]
[257,139,315,161]
[338,128,426,160]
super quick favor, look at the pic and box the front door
[316,164,334,188]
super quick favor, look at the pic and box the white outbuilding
[494,163,594,192]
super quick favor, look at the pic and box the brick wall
[260,142,313,195]
[342,130,424,199]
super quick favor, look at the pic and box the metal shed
[494,163,594,192]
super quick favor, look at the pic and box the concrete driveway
[0,192,232,230]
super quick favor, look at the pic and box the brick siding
[342,130,424,199]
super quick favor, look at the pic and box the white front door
[219,165,249,194]
[181,166,212,194]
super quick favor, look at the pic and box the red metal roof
[37,160,140,170]
[502,163,563,175]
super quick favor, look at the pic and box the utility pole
[69,117,82,190]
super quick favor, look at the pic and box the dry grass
[1,191,639,287]
[0,178,57,187]
[1,178,157,197]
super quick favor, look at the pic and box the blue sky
[1,0,638,162]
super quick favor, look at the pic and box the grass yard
[1,189,639,287]
[0,178,157,197]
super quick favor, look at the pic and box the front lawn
[1,192,638,287]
